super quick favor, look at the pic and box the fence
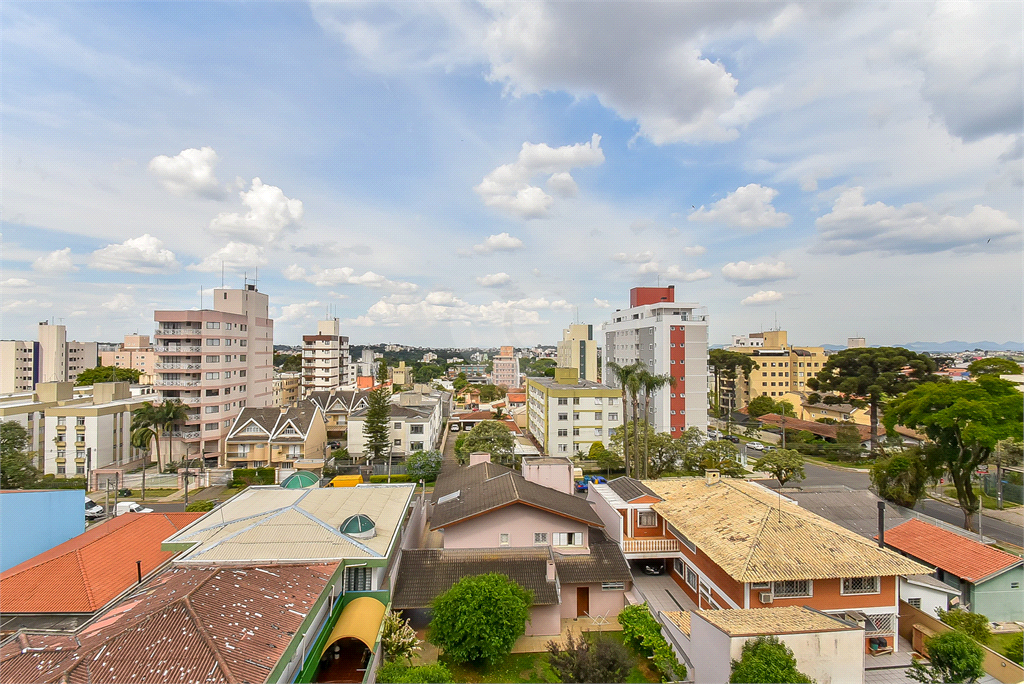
[371,463,407,476]
[981,473,1024,505]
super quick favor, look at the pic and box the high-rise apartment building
[526,367,619,455]
[556,324,598,382]
[719,330,825,412]
[601,286,709,436]
[491,345,520,388]
[301,319,349,395]
[153,285,274,466]
[0,341,37,393]
[99,334,158,383]
[0,323,97,393]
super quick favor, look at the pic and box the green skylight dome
[280,471,320,489]
[339,514,376,539]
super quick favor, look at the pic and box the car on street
[115,501,154,516]
[707,429,724,440]
[746,441,765,451]
[85,496,104,520]
[724,434,740,444]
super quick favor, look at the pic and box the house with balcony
[224,399,328,472]
[393,455,632,636]
[588,473,929,653]
[307,388,371,442]
[346,388,449,459]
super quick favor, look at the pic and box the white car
[707,429,724,440]
[746,441,765,451]
[115,502,153,516]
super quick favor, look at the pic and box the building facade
[272,371,301,407]
[301,318,349,395]
[153,285,274,465]
[224,400,328,471]
[526,367,620,456]
[491,345,520,388]
[99,334,158,383]
[556,324,599,382]
[0,323,98,393]
[601,286,709,436]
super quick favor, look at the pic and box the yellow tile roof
[663,610,691,636]
[645,478,930,583]
[695,606,858,636]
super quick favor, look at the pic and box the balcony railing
[155,345,203,353]
[156,328,203,336]
[179,397,202,405]
[622,538,681,554]
[155,380,202,387]
[155,363,202,370]
[172,431,201,440]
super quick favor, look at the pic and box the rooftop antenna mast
[221,261,225,288]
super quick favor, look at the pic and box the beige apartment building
[491,345,520,388]
[99,334,158,383]
[526,367,621,456]
[153,285,274,466]
[301,318,349,395]
[720,330,826,411]
[273,371,301,407]
[556,324,598,382]
[0,323,98,393]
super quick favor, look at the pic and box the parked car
[707,429,724,440]
[575,475,607,492]
[746,441,765,451]
[85,496,104,520]
[724,434,740,444]
[635,560,665,575]
[115,502,153,516]
[763,444,777,452]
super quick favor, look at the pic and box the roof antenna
[221,261,225,288]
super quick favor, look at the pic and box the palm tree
[157,400,191,470]
[638,371,676,478]
[130,425,155,500]
[131,403,162,470]
[625,371,643,477]
[607,362,641,478]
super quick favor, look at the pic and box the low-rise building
[99,334,158,384]
[719,330,826,410]
[272,370,301,407]
[346,388,449,458]
[526,367,620,456]
[307,388,371,442]
[389,360,412,386]
[224,399,328,472]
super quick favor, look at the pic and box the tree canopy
[709,349,759,416]
[885,376,1023,530]
[909,630,985,684]
[753,449,806,487]
[363,384,393,463]
[74,365,142,386]
[730,635,812,684]
[459,420,515,465]
[428,573,532,666]
[747,395,794,418]
[967,357,1021,377]
[405,449,443,482]
[871,447,935,508]
[1,421,40,489]
[696,440,745,477]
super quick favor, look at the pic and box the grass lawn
[988,631,1024,661]
[803,455,874,470]
[137,488,179,499]
[944,485,1021,510]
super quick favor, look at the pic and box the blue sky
[2,2,1021,348]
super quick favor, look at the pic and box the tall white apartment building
[153,285,274,466]
[302,318,349,395]
[601,286,709,436]
[491,345,520,388]
[0,323,98,393]
[556,324,598,382]
[0,341,37,393]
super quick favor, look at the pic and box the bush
[376,662,453,683]
[185,499,215,512]
[27,478,88,490]
[1005,632,1023,665]
[547,631,631,683]
[910,630,985,684]
[231,468,275,487]
[617,604,684,682]
[381,610,420,663]
[730,635,812,683]
[369,474,411,483]
[405,450,443,482]
[937,608,991,644]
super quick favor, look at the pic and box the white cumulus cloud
[637,262,712,282]
[147,146,223,197]
[477,272,511,287]
[721,260,796,283]
[90,234,179,273]
[277,300,322,323]
[682,245,707,256]
[741,290,784,306]
[209,178,303,244]
[593,298,611,308]
[612,251,655,263]
[187,242,267,273]
[284,263,418,292]
[1,278,33,287]
[32,248,77,272]
[2,298,52,313]
[473,232,524,253]
[474,134,604,219]
[689,184,790,229]
[814,187,1021,255]
[101,293,136,311]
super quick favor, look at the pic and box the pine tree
[364,383,392,464]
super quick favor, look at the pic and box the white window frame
[499,533,510,547]
[534,532,548,545]
[637,510,658,527]
[602,582,625,591]
[553,532,583,547]
[685,565,698,591]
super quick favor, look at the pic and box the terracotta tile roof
[0,512,202,615]
[0,563,338,684]
[758,413,925,442]
[880,518,1023,582]
[645,478,930,583]
[696,606,859,637]
[664,610,691,636]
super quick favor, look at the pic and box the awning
[320,596,387,655]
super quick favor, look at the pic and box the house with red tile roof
[0,511,202,634]
[879,518,1024,621]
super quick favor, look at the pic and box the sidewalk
[928,490,1024,526]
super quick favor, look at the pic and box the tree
[730,635,812,684]
[461,420,515,465]
[885,376,1023,530]
[1005,632,1023,665]
[936,608,991,644]
[967,357,1021,377]
[428,573,532,666]
[1,421,40,488]
[414,364,444,384]
[364,383,393,465]
[708,349,758,420]
[607,362,642,478]
[405,449,443,482]
[806,392,822,405]
[377,357,390,385]
[376,663,453,684]
[132,400,187,472]
[807,346,939,451]
[834,423,864,462]
[130,425,155,499]
[452,373,469,392]
[157,400,190,471]
[696,440,745,477]
[753,449,806,487]
[908,630,985,684]
[638,371,675,479]
[546,631,632,684]
[590,441,622,476]
[74,365,143,386]
[185,499,215,512]
[871,448,935,508]
[381,609,421,663]
[747,395,778,418]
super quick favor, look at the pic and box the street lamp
[183,455,202,509]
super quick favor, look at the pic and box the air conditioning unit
[759,592,773,604]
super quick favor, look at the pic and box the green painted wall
[972,566,1024,622]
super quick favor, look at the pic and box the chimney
[469,452,491,466]
[546,559,556,582]
[705,469,721,486]
[136,560,143,584]
[877,500,885,548]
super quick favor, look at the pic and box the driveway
[630,570,697,614]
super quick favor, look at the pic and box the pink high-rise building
[491,345,520,388]
[153,285,273,466]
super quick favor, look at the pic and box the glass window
[557,443,568,452]
[637,511,658,527]
[841,577,879,595]
[410,442,424,451]
[394,439,402,446]
[907,597,922,609]
[205,406,220,414]
[205,423,218,431]
[344,566,371,592]
[206,321,220,329]
[573,412,580,420]
[594,428,602,436]
[773,580,812,598]
[207,339,220,346]
[206,356,220,363]
[558,413,568,421]
[499,533,510,547]
[602,582,625,591]
[685,566,698,590]
[557,397,568,405]
[609,412,618,421]
[553,532,583,546]
[57,465,66,474]
[557,429,568,437]
[595,412,603,420]
[534,532,548,545]
[206,372,220,380]
[394,422,402,429]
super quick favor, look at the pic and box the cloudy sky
[2,2,1021,348]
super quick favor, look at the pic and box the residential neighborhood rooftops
[162,484,416,563]
[606,477,660,504]
[673,606,859,637]
[645,478,930,582]
[0,512,202,615]
[227,399,322,441]
[553,528,631,584]
[664,610,691,636]
[528,376,615,391]
[783,487,917,539]
[880,518,1024,582]
[430,461,603,530]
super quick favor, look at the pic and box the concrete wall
[440,503,589,553]
[899,578,953,619]
[558,582,629,620]
[522,458,573,495]
[689,612,733,684]
[526,603,562,636]
[0,490,84,572]
[587,488,623,543]
[760,629,865,684]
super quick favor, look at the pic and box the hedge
[369,474,411,483]
[185,499,216,512]
[29,476,88,490]
[232,468,276,486]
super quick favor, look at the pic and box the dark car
[638,560,665,575]
[724,434,740,444]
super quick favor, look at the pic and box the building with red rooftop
[880,518,1024,621]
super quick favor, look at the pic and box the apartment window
[57,465,66,474]
[594,397,602,405]
[410,442,424,451]
[206,322,221,329]
[410,425,424,435]
[841,577,879,595]
[594,428,602,436]
[393,439,402,446]
[344,566,371,592]
[609,412,618,421]
[602,582,625,591]
[907,598,922,609]
[205,406,220,414]
[74,416,85,426]
[553,532,583,547]
[239,355,246,361]
[637,511,658,527]
[206,372,220,380]
[773,580,812,598]
[288,445,300,457]
[558,413,568,421]
[205,423,218,431]
[55,415,63,425]
[394,422,402,429]
[557,397,568,405]
[558,443,568,452]
[534,532,548,545]
[594,412,603,420]
[609,398,617,406]
[239,370,246,377]
[573,412,580,420]
[56,450,66,459]
[499,533,510,547]
[206,389,220,396]
[685,566,698,591]
[207,339,220,346]
[558,429,568,437]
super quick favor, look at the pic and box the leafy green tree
[589,441,622,476]
[807,346,939,451]
[834,423,864,462]
[185,499,215,512]
[428,573,532,667]
[753,449,806,486]
[936,608,992,644]
[885,376,1023,530]
[747,395,778,418]
[381,609,421,663]
[730,635,812,684]
[696,440,744,477]
[1005,632,1023,665]
[617,604,684,682]
[461,420,515,465]
[806,392,822,405]
[967,357,1021,377]
[708,349,758,418]
[452,373,469,392]
[132,400,189,471]
[909,630,985,684]
[476,384,507,403]
[1,421,40,488]
[638,370,676,478]
[377,357,390,385]
[405,449,443,482]
[547,631,632,684]
[363,384,393,464]
[74,365,142,386]
[607,362,643,479]
[413,364,444,384]
[871,447,935,508]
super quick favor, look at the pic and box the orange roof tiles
[881,518,1023,582]
[0,512,202,614]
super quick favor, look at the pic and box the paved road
[755,460,871,490]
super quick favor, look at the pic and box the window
[534,532,548,545]
[55,415,64,425]
[410,425,424,434]
[558,443,568,452]
[602,582,625,591]
[594,412,603,420]
[239,370,246,377]
[1012,582,1021,589]
[76,416,86,426]
[57,465,66,474]
[608,412,618,421]
[56,450,66,459]
[410,441,424,451]
[841,577,879,595]
[205,423,218,431]
[866,613,895,636]
[553,532,583,546]
[207,339,220,346]
[608,398,617,406]
[393,439,402,446]
[594,397,602,405]
[224,323,232,330]
[573,412,580,420]
[573,428,580,436]
[558,413,568,421]
[242,424,263,433]
[206,372,220,380]
[499,533,510,547]
[557,397,568,405]
[594,428,602,436]
[773,580,812,598]
[205,406,220,414]
[344,566,371,592]
[206,389,220,396]
[239,355,246,361]
[394,422,402,429]
[75,464,85,475]
[685,566,698,590]
[637,510,658,527]
[907,598,922,609]
[206,321,221,329]
[206,355,220,363]
[558,429,568,437]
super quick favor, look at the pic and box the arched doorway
[316,637,370,683]
[314,596,386,684]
